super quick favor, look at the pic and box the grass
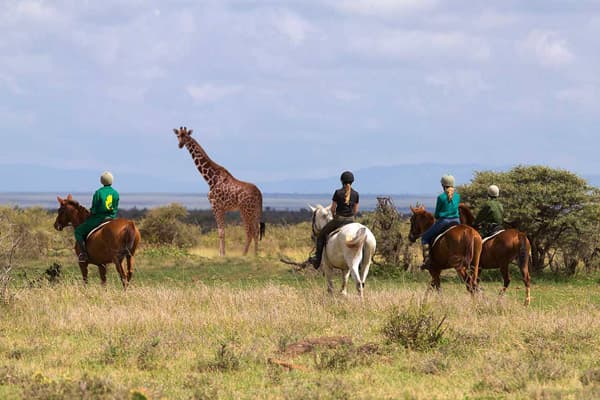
[2,223,600,399]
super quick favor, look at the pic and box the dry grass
[2,220,600,399]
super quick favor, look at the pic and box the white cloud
[334,0,437,17]
[556,86,600,110]
[186,83,243,103]
[0,73,25,95]
[351,29,490,62]
[425,70,491,96]
[272,10,313,45]
[519,30,574,68]
[333,90,360,102]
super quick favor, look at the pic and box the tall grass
[2,213,600,398]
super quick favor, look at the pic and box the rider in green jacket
[74,171,120,262]
[473,184,504,237]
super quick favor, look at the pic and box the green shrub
[139,203,199,248]
[382,300,447,351]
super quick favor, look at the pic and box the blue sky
[1,0,599,192]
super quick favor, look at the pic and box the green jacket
[434,192,460,219]
[474,198,504,230]
[90,185,119,219]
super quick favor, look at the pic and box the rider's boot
[420,243,432,271]
[77,240,89,263]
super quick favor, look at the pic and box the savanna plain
[2,207,600,400]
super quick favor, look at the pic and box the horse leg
[341,268,351,296]
[349,256,363,298]
[520,260,532,307]
[98,264,107,285]
[455,265,473,293]
[499,264,510,296]
[114,258,128,290]
[78,262,89,285]
[323,262,335,295]
[126,256,135,282]
[429,268,441,292]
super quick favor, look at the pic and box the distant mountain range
[1,163,599,195]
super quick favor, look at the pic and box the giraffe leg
[240,207,260,256]
[214,209,226,256]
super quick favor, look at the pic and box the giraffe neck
[184,138,228,188]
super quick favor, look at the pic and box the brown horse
[408,205,482,293]
[459,204,531,305]
[54,194,141,289]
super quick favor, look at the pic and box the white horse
[309,204,377,298]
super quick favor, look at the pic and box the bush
[139,203,199,248]
[382,299,447,351]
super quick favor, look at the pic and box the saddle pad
[482,229,505,245]
[86,221,112,241]
[431,225,458,249]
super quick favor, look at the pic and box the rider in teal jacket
[74,171,119,262]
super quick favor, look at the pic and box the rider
[74,171,120,262]
[473,184,504,237]
[309,171,359,269]
[420,174,461,271]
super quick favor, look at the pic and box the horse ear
[57,196,63,204]
[188,129,193,135]
[173,128,178,134]
[67,194,73,201]
[307,204,316,212]
[410,205,415,213]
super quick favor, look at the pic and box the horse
[459,204,531,305]
[408,205,482,293]
[54,194,141,289]
[309,204,376,298]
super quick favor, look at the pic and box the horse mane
[65,199,90,218]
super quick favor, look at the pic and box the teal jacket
[90,185,119,219]
[434,191,460,219]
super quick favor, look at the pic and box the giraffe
[173,126,265,256]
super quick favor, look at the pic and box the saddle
[86,220,112,241]
[482,229,505,244]
[431,224,459,248]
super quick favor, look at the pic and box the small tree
[139,203,199,248]
[460,165,600,273]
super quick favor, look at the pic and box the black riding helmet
[340,171,354,184]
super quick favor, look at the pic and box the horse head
[408,204,434,243]
[54,194,89,231]
[309,203,333,237]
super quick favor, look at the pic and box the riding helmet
[100,171,114,186]
[340,171,354,184]
[440,174,455,187]
[487,184,500,198]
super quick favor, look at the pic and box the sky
[1,0,600,192]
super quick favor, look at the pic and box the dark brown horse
[459,204,531,305]
[408,205,482,293]
[54,194,141,289]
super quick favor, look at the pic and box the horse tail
[463,229,474,268]
[259,222,266,240]
[517,231,528,267]
[346,227,367,248]
[122,220,137,257]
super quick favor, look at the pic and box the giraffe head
[173,126,194,149]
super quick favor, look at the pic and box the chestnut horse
[408,205,482,293]
[459,204,531,305]
[54,194,141,289]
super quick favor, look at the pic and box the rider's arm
[331,200,337,218]
[352,202,359,216]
